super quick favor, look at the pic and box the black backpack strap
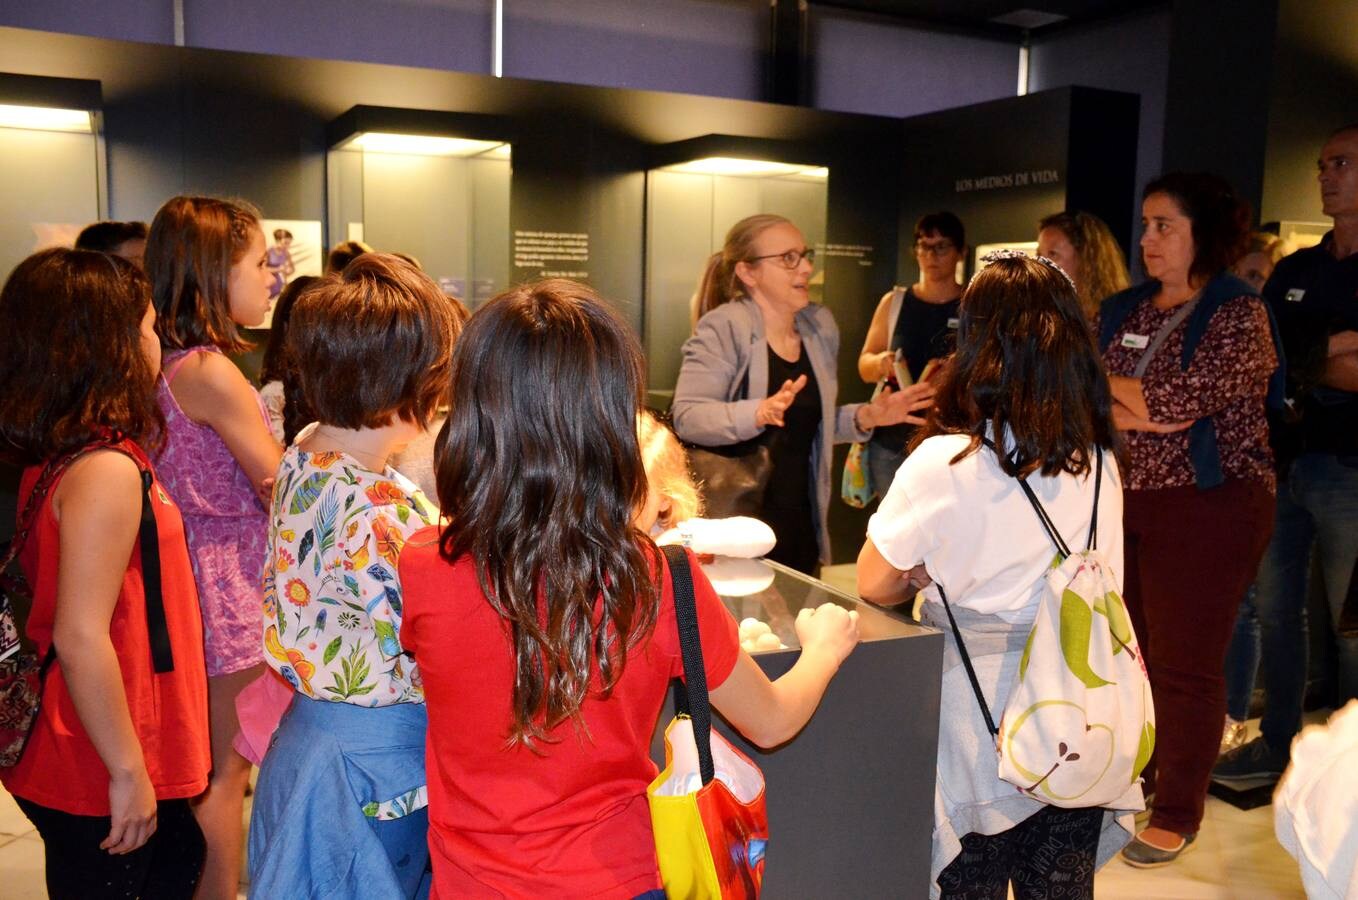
[980,437,1072,558]
[137,468,173,674]
[936,582,998,739]
[662,544,715,785]
[91,445,174,674]
[7,442,172,674]
[1087,448,1103,552]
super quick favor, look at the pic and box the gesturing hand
[756,375,808,428]
[867,381,937,428]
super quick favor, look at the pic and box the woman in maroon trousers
[1099,171,1278,867]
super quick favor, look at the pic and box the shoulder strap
[936,583,998,739]
[1087,448,1102,552]
[135,466,173,674]
[663,544,714,785]
[50,443,174,674]
[161,347,211,385]
[1132,297,1199,378]
[981,439,1104,553]
[3,448,92,573]
[886,287,906,346]
[980,437,1072,558]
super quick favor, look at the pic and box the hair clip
[978,249,1077,291]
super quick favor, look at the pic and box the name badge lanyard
[1131,296,1200,378]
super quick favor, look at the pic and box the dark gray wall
[1261,0,1358,225]
[1029,6,1171,257]
[894,87,1138,284]
[1160,0,1278,220]
[809,6,1018,118]
[0,22,902,372]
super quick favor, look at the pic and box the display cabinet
[651,558,943,897]
[644,136,830,401]
[326,106,512,309]
[0,73,105,281]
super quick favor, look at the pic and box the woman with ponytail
[673,214,928,574]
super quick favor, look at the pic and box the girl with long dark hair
[858,255,1135,899]
[399,279,861,898]
[0,249,211,898]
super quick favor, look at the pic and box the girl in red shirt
[399,279,861,898]
[0,249,211,898]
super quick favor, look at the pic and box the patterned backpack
[939,444,1154,809]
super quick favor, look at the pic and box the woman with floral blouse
[247,254,459,898]
[1098,172,1282,868]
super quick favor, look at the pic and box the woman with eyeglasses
[856,212,967,498]
[673,214,925,574]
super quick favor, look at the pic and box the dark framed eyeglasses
[915,240,956,257]
[748,248,815,269]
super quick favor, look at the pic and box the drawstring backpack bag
[939,443,1154,809]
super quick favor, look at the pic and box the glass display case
[644,137,830,401]
[702,556,926,650]
[0,73,105,282]
[653,559,942,897]
[326,106,511,310]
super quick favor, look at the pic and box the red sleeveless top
[0,440,211,815]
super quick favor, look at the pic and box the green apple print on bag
[939,444,1154,811]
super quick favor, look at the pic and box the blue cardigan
[1098,272,1285,489]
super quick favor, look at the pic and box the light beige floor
[821,563,1307,899]
[0,565,1309,898]
[0,775,1305,898]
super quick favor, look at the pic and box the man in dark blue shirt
[1215,123,1358,781]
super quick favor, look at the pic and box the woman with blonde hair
[1037,210,1132,318]
[674,214,929,574]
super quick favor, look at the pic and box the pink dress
[156,346,270,676]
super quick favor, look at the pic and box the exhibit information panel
[652,558,943,898]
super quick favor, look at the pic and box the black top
[1263,232,1358,461]
[761,343,822,574]
[872,288,960,453]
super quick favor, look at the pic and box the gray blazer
[672,297,868,564]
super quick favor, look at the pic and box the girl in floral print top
[247,254,460,899]
[265,444,435,703]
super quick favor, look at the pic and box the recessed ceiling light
[0,103,93,133]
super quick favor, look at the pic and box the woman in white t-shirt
[857,252,1134,900]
